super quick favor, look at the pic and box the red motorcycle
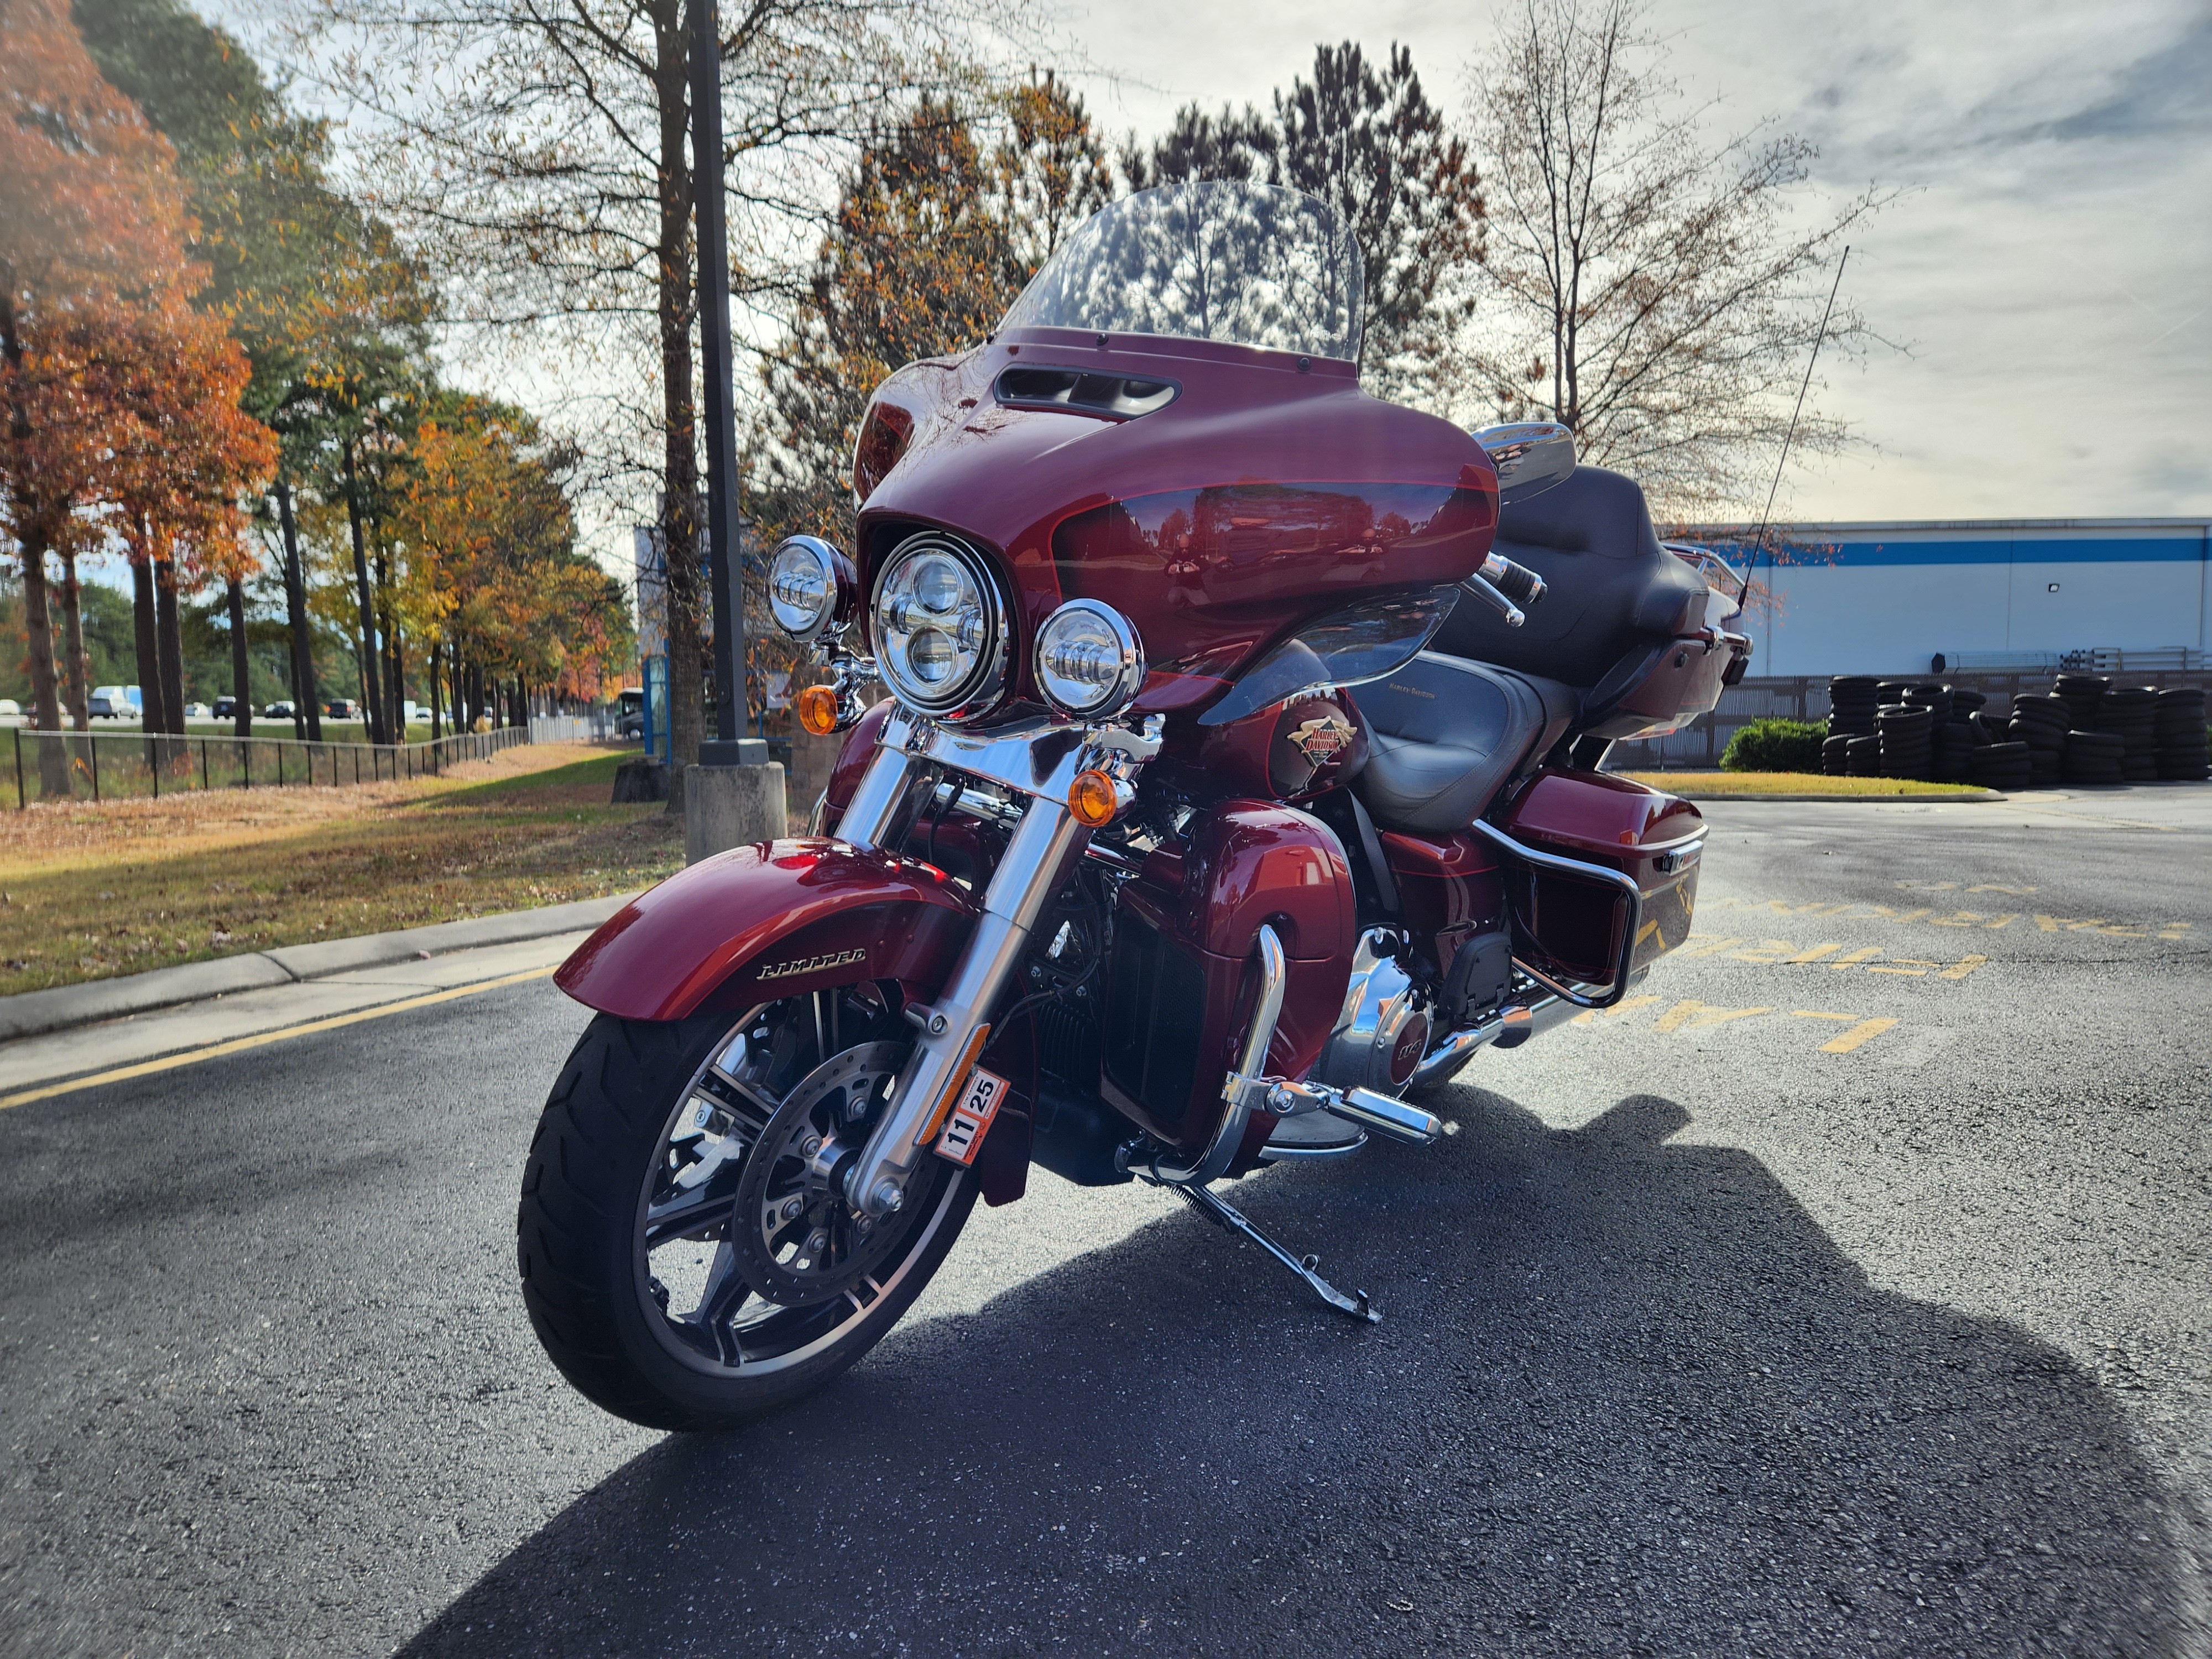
[519,181,1750,1429]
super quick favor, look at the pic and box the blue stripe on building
[1670,520,2212,677]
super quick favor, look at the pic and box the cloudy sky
[213,0,2209,529]
[1060,0,2211,523]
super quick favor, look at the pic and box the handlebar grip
[1460,573,1526,628]
[1482,555,1547,608]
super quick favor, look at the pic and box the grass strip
[1621,771,1996,798]
[0,745,682,998]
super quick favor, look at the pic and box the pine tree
[1275,43,1484,397]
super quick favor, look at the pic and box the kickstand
[1172,1181,1379,1324]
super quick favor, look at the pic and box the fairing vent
[995,366,1180,421]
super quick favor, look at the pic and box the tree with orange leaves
[97,298,278,737]
[1,0,192,768]
[390,400,628,738]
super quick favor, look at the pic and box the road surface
[2,786,2207,1657]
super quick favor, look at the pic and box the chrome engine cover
[1313,930,1430,1097]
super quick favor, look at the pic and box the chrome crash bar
[1470,818,1700,1011]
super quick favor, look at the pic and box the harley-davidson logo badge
[756,947,867,982]
[1287,712,1355,765]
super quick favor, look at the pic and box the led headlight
[870,530,1009,719]
[1033,599,1145,718]
[766,535,849,643]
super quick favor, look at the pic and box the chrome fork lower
[846,790,1087,1217]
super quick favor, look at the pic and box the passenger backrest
[1434,466,1709,688]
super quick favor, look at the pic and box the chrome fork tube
[837,744,920,851]
[846,798,1088,1216]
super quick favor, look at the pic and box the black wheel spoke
[645,1184,737,1244]
[708,1061,781,1125]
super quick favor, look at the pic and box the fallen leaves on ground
[0,744,683,997]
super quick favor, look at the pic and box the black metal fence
[7,723,531,808]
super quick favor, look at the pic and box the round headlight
[870,531,1009,719]
[767,535,847,643]
[1034,599,1145,718]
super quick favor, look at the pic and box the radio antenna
[1752,244,1850,562]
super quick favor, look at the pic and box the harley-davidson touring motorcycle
[519,180,1751,1429]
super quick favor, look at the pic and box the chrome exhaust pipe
[1407,990,1578,1091]
[1407,1015,1504,1090]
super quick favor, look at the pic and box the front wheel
[517,995,975,1430]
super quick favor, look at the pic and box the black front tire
[517,1009,976,1431]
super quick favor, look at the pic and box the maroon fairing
[854,327,1498,717]
[1173,689,1369,803]
[555,839,977,1022]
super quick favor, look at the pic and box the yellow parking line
[0,966,560,1113]
[1818,1017,1898,1054]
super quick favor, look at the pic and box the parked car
[617,687,645,740]
[182,702,211,720]
[0,698,19,721]
[325,699,360,719]
[263,700,297,720]
[88,684,142,719]
[213,696,247,721]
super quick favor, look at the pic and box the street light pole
[688,0,746,763]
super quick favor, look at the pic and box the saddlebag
[1483,768,1704,999]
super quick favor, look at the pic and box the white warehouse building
[1700,519,2212,680]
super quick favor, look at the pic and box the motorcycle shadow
[401,1089,2191,1657]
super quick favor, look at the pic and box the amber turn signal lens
[796,684,839,736]
[1068,768,1120,827]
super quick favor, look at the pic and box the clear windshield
[999,181,1364,362]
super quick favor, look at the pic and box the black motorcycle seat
[1432,465,1709,688]
[1350,653,1578,834]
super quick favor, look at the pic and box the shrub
[1719,717,1828,773]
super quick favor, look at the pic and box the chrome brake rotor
[729,1040,912,1308]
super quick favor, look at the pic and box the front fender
[555,838,979,1022]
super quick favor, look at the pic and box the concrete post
[683,738,787,863]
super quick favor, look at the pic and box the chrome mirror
[1473,421,1575,505]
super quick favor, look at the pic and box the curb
[0,893,637,1044]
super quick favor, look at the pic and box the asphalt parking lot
[1,786,2206,1658]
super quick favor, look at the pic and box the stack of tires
[2062,728,2127,785]
[2054,675,2122,785]
[2097,686,2161,781]
[1953,691,2026,789]
[1971,738,2032,790]
[2007,695,2069,786]
[1876,702,1935,778]
[1929,686,1981,782]
[1824,676,1879,775]
[1814,672,2207,789]
[2055,673,2109,732]
[2157,688,2210,780]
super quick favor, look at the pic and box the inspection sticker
[933,1066,1010,1166]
